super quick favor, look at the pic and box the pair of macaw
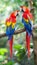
[6,6,33,58]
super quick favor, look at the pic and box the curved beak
[20,6,24,12]
[16,13,19,16]
[21,9,24,12]
[16,10,20,16]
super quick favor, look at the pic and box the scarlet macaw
[6,10,19,58]
[20,6,33,58]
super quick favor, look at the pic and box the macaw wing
[6,26,15,40]
[22,18,32,35]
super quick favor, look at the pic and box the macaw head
[10,10,20,18]
[13,10,20,16]
[6,10,20,27]
[20,6,30,13]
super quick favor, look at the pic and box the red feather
[9,10,19,23]
[26,32,30,58]
[9,37,13,58]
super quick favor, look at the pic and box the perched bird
[6,10,19,58]
[20,6,33,58]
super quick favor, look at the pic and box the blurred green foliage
[14,44,22,50]
[0,37,8,47]
[13,43,33,65]
[16,48,26,61]
[0,48,8,55]
[5,61,14,65]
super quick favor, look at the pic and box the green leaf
[14,44,22,50]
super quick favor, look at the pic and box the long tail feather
[9,36,13,58]
[26,32,30,58]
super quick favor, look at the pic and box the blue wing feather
[6,26,15,40]
[22,18,32,35]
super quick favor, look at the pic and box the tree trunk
[32,31,37,65]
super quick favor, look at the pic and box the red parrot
[20,6,33,58]
[6,10,19,58]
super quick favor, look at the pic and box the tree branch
[0,28,25,38]
[0,24,37,38]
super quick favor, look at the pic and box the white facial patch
[15,12,17,16]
